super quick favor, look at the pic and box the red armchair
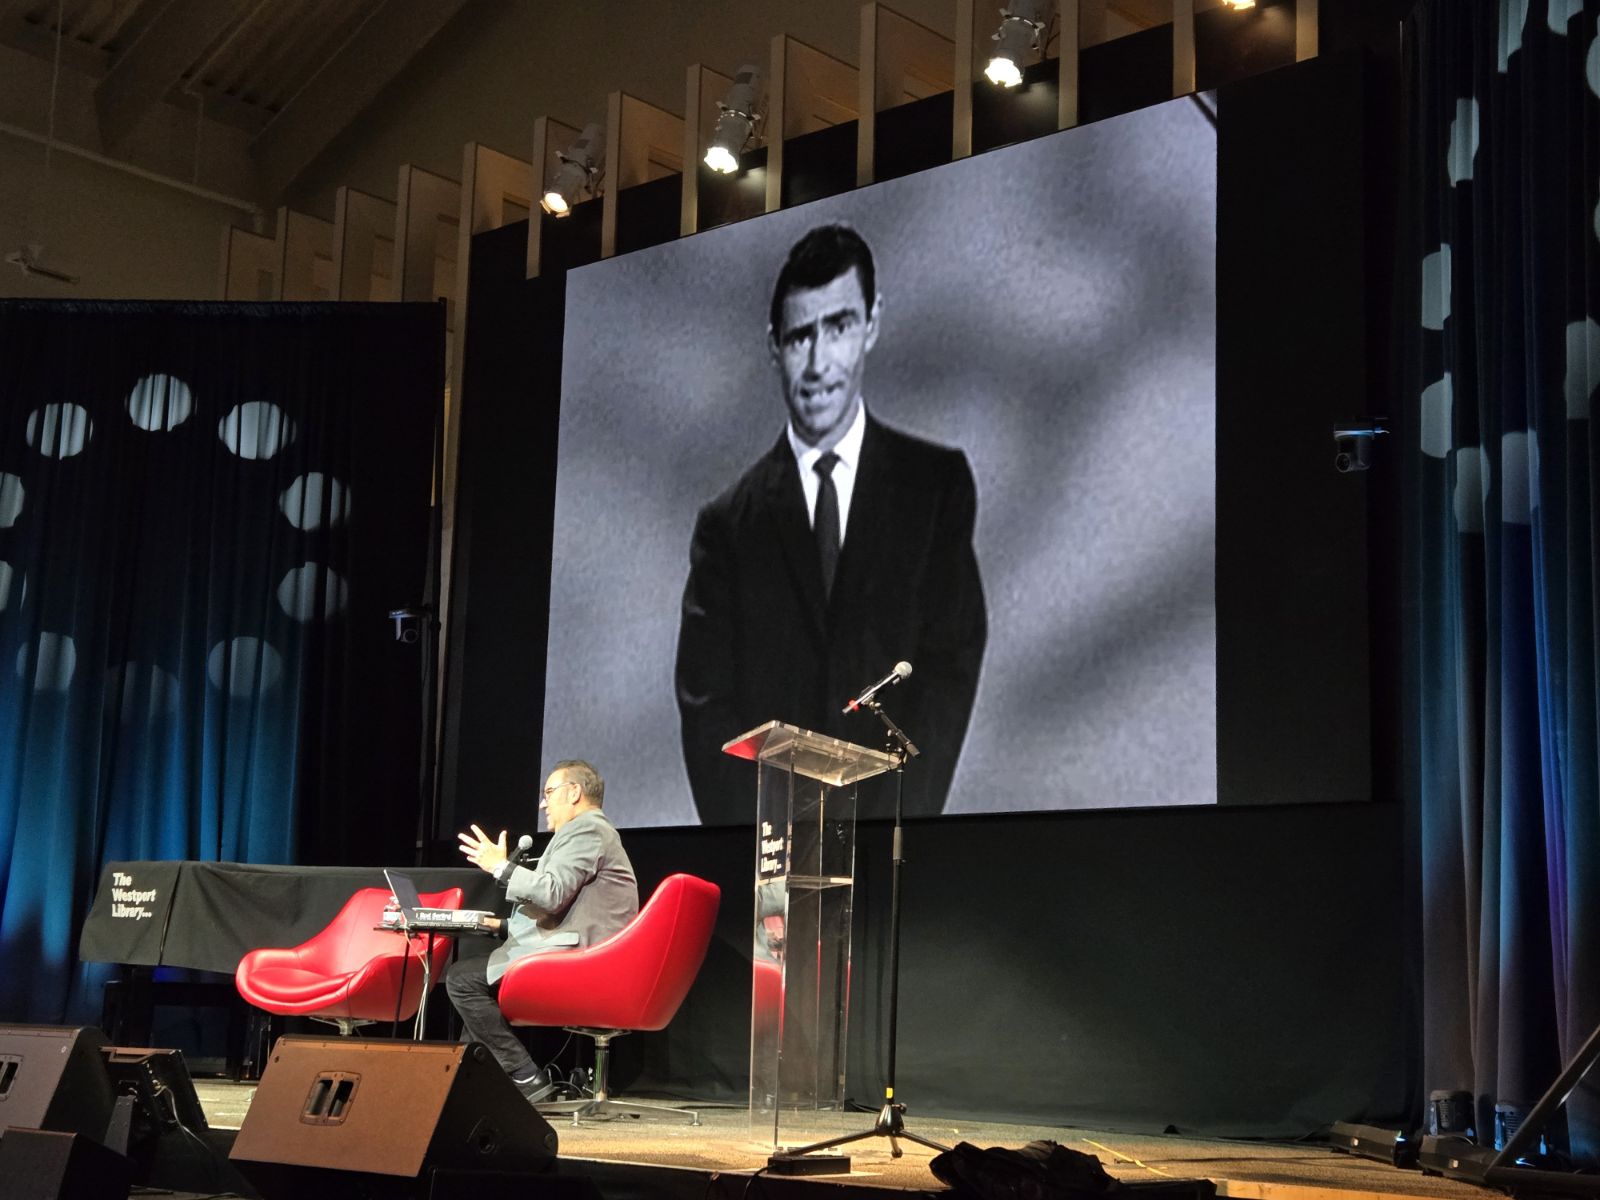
[234,886,463,1034]
[497,872,721,1125]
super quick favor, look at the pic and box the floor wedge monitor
[0,1025,115,1142]
[0,1128,132,1200]
[231,1036,558,1183]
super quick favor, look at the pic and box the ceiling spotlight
[1224,0,1256,8]
[985,0,1053,88]
[705,64,764,175]
[541,122,606,216]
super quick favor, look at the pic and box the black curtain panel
[1407,0,1600,1161]
[0,300,441,1023]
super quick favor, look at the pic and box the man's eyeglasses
[542,780,576,800]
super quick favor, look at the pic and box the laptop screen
[382,869,425,920]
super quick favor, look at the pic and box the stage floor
[195,1081,1494,1200]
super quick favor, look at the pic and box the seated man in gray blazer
[448,758,638,1101]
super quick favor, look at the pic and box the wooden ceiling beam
[170,77,270,134]
[94,0,254,147]
[254,3,373,112]
[226,0,338,107]
[0,0,47,36]
[252,0,471,203]
[0,19,110,76]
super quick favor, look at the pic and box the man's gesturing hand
[458,824,509,875]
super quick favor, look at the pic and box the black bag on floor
[929,1139,1121,1200]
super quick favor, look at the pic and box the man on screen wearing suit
[448,759,638,1102]
[675,224,987,825]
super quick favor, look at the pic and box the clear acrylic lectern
[722,720,901,1148]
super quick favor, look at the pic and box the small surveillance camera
[387,604,431,644]
[1333,421,1388,473]
[1333,433,1371,473]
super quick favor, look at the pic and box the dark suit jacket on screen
[675,414,987,824]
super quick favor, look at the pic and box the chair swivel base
[538,1094,702,1126]
[310,1016,377,1036]
[537,1028,701,1126]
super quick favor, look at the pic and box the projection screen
[543,94,1217,827]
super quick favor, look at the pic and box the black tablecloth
[80,861,503,974]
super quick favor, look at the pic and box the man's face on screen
[770,266,880,449]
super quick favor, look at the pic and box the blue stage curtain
[1408,0,1600,1159]
[0,301,441,1023]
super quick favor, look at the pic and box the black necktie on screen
[814,451,841,598]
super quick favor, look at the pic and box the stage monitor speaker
[0,1026,114,1142]
[231,1036,558,1182]
[100,1045,252,1196]
[100,1046,210,1138]
[0,1128,133,1199]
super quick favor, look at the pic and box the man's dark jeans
[444,957,530,1075]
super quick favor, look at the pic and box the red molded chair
[234,885,463,1034]
[497,872,721,1125]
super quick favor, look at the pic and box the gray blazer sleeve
[503,821,601,918]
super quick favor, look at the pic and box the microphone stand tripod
[779,697,950,1163]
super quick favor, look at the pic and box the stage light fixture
[1224,0,1256,8]
[985,0,1053,88]
[541,122,605,216]
[705,64,764,175]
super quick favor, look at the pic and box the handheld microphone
[508,834,535,866]
[843,661,912,713]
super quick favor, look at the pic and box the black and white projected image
[544,94,1218,828]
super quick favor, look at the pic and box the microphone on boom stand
[843,661,911,714]
[770,660,945,1171]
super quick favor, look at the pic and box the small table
[379,918,501,1039]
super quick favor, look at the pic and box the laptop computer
[383,869,497,932]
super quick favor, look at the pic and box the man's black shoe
[515,1070,557,1104]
